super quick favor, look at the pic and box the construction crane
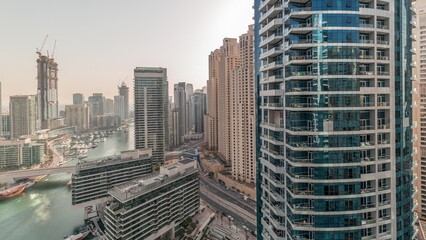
[51,40,57,59]
[36,34,49,56]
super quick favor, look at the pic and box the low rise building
[0,139,45,168]
[104,158,199,240]
[71,149,153,207]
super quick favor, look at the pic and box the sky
[0,0,253,106]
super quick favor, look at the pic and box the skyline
[0,0,253,104]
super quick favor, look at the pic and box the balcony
[260,32,283,48]
[261,75,284,83]
[359,23,374,28]
[260,102,284,109]
[260,18,283,36]
[291,203,314,211]
[260,2,283,24]
[261,121,285,130]
[260,60,284,71]
[260,46,283,60]
[260,89,285,96]
[286,71,314,78]
[287,156,312,163]
[377,40,390,45]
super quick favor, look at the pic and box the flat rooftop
[76,149,152,171]
[109,158,198,202]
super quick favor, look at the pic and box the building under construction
[37,53,59,129]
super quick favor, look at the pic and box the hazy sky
[0,0,253,105]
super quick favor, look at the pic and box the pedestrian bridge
[0,166,76,182]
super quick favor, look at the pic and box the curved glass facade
[256,0,415,239]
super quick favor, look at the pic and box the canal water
[0,126,134,240]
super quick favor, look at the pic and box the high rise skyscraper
[193,89,206,134]
[134,67,168,164]
[10,95,37,139]
[105,98,114,114]
[65,104,90,131]
[118,82,129,120]
[205,50,220,151]
[114,95,125,122]
[255,0,415,239]
[186,83,194,132]
[413,0,426,223]
[88,93,105,117]
[37,54,58,129]
[231,25,256,184]
[73,93,84,105]
[174,82,186,146]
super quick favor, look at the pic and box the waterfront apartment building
[71,149,153,207]
[37,54,59,129]
[104,159,199,240]
[134,67,168,164]
[10,95,37,139]
[255,0,416,239]
[118,82,129,120]
[414,0,426,222]
[0,139,44,168]
[88,93,105,118]
[113,95,125,122]
[2,114,10,139]
[174,82,186,146]
[218,39,240,164]
[231,25,256,184]
[206,50,220,150]
[65,104,90,131]
[73,93,84,105]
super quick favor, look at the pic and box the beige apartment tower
[206,26,256,184]
[65,104,90,131]
[218,38,240,163]
[10,95,37,139]
[206,50,220,151]
[231,25,256,184]
[414,0,426,223]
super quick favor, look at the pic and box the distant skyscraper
[118,82,129,120]
[185,83,194,132]
[231,25,256,184]
[205,50,220,151]
[73,93,84,105]
[88,93,105,117]
[113,95,125,122]
[214,38,240,163]
[65,104,90,131]
[174,82,186,146]
[10,95,37,139]
[134,67,168,164]
[2,114,10,138]
[37,54,59,129]
[105,98,114,114]
[413,0,426,223]
[193,89,206,134]
[255,0,415,239]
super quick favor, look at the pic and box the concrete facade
[65,104,90,131]
[231,25,256,184]
[134,67,168,164]
[10,95,37,139]
[414,0,426,223]
[37,54,59,129]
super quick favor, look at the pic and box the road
[199,169,257,233]
[200,175,256,216]
[200,193,256,232]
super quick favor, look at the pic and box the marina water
[0,125,134,240]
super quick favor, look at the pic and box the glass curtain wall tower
[255,0,416,239]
